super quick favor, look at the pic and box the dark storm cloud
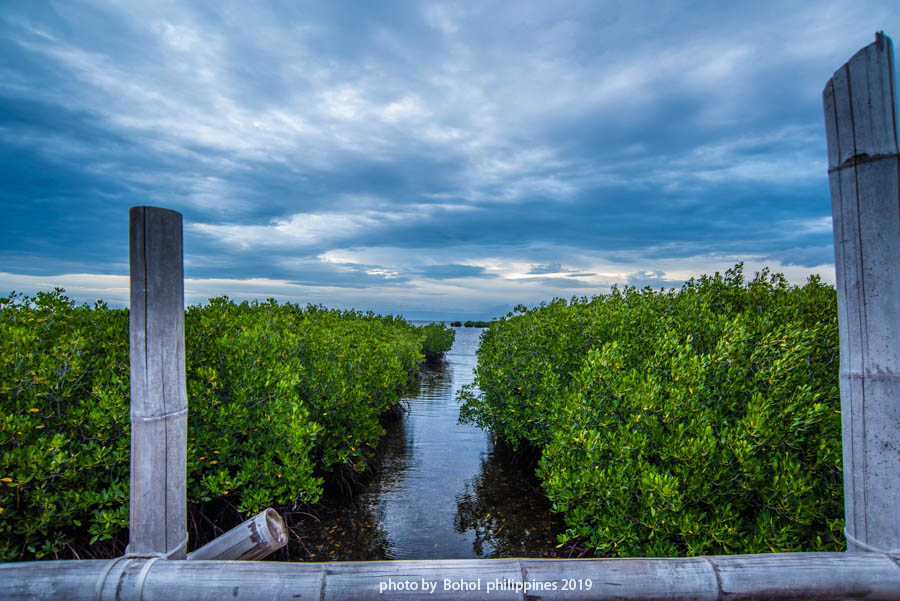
[521,276,598,290]
[765,245,835,268]
[413,264,494,280]
[528,264,568,275]
[2,1,896,314]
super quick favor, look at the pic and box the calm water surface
[292,323,562,560]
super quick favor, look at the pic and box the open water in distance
[293,322,562,560]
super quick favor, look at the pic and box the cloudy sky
[2,2,897,319]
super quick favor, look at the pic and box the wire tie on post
[135,556,161,601]
[94,556,127,601]
[165,533,189,559]
[844,528,900,557]
[95,555,161,601]
[95,536,186,601]
[131,407,187,422]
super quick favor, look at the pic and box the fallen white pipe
[187,508,287,561]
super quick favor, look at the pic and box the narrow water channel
[292,323,562,561]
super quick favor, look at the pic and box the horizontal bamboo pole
[187,508,287,561]
[3,553,899,601]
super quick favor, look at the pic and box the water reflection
[287,417,409,561]
[290,323,562,560]
[454,435,562,558]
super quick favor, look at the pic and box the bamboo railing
[2,32,898,601]
[5,553,899,601]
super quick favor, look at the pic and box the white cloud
[192,211,383,249]
[423,4,460,35]
[0,243,836,318]
[318,85,368,122]
[782,216,834,235]
[381,96,428,124]
[646,125,827,188]
[0,273,131,306]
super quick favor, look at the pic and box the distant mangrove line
[449,320,494,328]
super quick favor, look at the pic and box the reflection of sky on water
[454,435,562,558]
[292,324,561,560]
[374,332,488,559]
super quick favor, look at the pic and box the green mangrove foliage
[0,291,130,561]
[1,291,428,561]
[419,323,455,360]
[449,320,493,328]
[459,264,842,557]
[464,320,493,328]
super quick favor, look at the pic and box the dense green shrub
[463,320,493,328]
[459,264,843,556]
[1,290,130,560]
[1,292,424,561]
[418,323,455,360]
